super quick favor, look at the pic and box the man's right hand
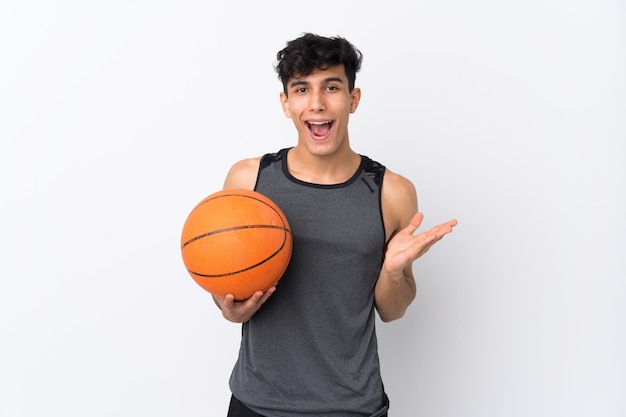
[212,286,276,323]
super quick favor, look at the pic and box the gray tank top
[229,148,389,417]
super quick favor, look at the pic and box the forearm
[374,267,416,322]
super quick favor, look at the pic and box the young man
[213,33,457,417]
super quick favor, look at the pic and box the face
[280,64,361,157]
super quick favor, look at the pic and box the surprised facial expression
[280,64,361,157]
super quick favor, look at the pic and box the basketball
[180,189,292,300]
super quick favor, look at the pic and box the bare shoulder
[381,169,418,239]
[223,157,262,190]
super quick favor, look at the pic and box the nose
[309,91,326,112]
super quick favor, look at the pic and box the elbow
[377,307,407,323]
[376,293,415,323]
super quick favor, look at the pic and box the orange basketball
[180,189,292,300]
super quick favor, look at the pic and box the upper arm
[374,171,419,321]
[223,157,262,190]
[381,170,419,280]
[381,169,418,243]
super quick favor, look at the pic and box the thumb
[404,212,424,235]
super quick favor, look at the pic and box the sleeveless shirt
[229,148,389,417]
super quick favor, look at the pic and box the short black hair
[275,33,363,94]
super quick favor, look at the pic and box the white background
[1,1,625,416]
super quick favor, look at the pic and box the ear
[349,87,361,113]
[280,92,291,118]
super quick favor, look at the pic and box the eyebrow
[289,76,345,89]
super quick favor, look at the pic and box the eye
[295,87,307,94]
[326,85,339,91]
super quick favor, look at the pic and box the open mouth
[306,120,333,138]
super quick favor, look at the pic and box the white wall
[1,1,624,416]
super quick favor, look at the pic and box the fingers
[221,294,235,309]
[420,221,456,246]
[409,218,457,258]
[245,287,276,308]
[406,214,456,238]
[428,219,457,238]
[220,286,276,323]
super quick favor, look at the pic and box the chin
[303,140,342,157]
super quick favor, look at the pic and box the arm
[222,157,261,191]
[212,157,276,323]
[375,171,457,322]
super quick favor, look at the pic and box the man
[212,33,457,417]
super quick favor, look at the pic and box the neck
[287,145,361,185]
